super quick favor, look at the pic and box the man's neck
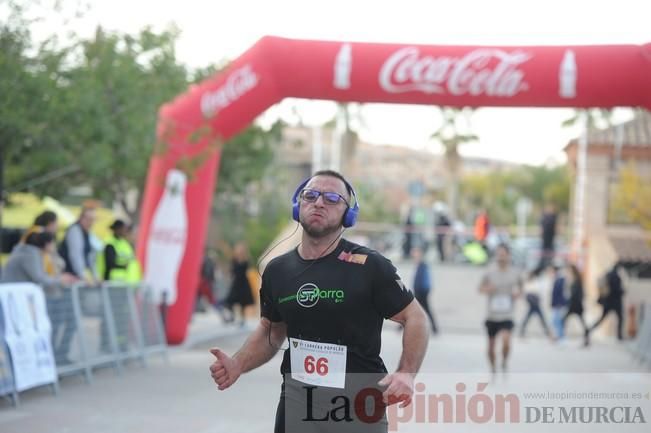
[298,231,343,260]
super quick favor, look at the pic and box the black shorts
[275,379,388,433]
[485,320,514,338]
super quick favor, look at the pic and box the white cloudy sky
[35,0,650,165]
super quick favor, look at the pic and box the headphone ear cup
[292,201,300,222]
[342,206,358,228]
[292,178,310,223]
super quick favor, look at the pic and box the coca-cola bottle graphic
[333,43,352,90]
[559,50,577,99]
[144,169,188,305]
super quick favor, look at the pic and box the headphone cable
[264,226,347,350]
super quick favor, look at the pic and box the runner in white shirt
[479,244,523,373]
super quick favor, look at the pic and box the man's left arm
[381,299,429,407]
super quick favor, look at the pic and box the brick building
[565,111,651,301]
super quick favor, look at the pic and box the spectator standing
[412,247,438,335]
[98,220,141,352]
[550,265,568,340]
[589,263,625,340]
[2,230,78,363]
[59,206,98,285]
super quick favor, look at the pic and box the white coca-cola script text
[379,47,531,97]
[201,65,258,117]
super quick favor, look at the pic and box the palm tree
[324,102,364,174]
[561,108,613,130]
[340,103,361,165]
[430,107,478,218]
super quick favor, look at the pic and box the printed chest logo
[287,283,345,308]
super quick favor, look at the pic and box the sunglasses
[300,189,349,206]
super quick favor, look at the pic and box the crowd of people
[403,204,503,266]
[0,199,271,367]
[408,233,628,364]
[478,243,627,373]
[0,206,144,364]
[401,200,629,375]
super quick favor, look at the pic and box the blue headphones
[292,176,360,228]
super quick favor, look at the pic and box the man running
[209,170,429,432]
[479,244,523,373]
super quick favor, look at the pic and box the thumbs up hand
[209,348,242,391]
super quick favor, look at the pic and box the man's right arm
[234,317,286,373]
[210,318,286,390]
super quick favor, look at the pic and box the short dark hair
[34,211,57,227]
[24,231,55,249]
[311,170,353,198]
[110,219,127,232]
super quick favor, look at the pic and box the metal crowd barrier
[1,282,167,407]
[631,303,651,368]
[52,282,168,380]
[0,338,18,406]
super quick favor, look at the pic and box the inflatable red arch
[136,36,651,344]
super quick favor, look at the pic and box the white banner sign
[0,283,57,391]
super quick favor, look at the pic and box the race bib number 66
[289,338,347,389]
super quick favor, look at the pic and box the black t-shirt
[260,238,413,375]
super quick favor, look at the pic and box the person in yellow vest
[99,220,141,282]
[98,220,141,352]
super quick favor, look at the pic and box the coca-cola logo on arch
[201,65,259,118]
[379,47,532,97]
[149,228,186,245]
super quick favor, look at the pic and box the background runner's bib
[489,294,513,314]
[289,338,347,389]
[481,264,522,321]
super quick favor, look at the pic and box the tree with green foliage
[45,25,190,220]
[216,121,283,195]
[1,0,286,259]
[1,2,279,217]
[1,1,56,198]
[460,165,570,227]
[562,108,613,130]
[211,120,285,260]
[613,164,651,231]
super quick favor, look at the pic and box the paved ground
[2,260,649,433]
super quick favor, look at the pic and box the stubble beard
[300,220,342,239]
